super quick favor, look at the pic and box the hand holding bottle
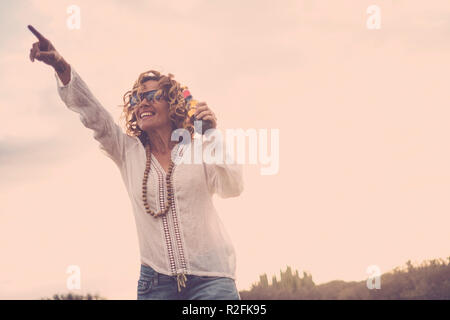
[183,88,217,134]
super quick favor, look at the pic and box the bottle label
[187,99,197,118]
[187,108,196,118]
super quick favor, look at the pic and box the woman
[28,25,244,300]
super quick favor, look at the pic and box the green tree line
[239,257,450,299]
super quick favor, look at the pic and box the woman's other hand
[194,102,217,129]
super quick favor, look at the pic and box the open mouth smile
[140,111,156,119]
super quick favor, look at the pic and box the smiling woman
[28,25,243,300]
[120,69,195,148]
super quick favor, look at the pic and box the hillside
[239,257,450,299]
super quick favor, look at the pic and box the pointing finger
[28,25,46,41]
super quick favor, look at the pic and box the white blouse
[55,67,244,288]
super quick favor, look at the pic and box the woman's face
[134,80,172,132]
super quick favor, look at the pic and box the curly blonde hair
[119,70,194,146]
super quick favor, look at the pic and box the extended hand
[28,25,63,67]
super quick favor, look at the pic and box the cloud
[0,136,70,165]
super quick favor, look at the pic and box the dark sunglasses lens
[144,91,158,102]
[129,90,160,107]
[129,95,137,107]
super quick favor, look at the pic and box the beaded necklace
[141,138,188,291]
[142,141,176,218]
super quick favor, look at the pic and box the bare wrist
[53,57,71,86]
[53,57,68,74]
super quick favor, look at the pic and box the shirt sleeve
[201,130,244,198]
[55,67,129,169]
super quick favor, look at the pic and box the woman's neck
[146,128,177,154]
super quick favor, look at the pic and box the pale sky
[1,0,450,299]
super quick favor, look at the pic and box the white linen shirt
[55,67,244,281]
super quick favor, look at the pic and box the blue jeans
[137,264,241,300]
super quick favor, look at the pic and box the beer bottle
[182,87,214,135]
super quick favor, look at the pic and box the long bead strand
[142,142,175,218]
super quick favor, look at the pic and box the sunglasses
[129,89,162,108]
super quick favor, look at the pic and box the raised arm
[28,25,131,169]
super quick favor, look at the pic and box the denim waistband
[140,264,187,292]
